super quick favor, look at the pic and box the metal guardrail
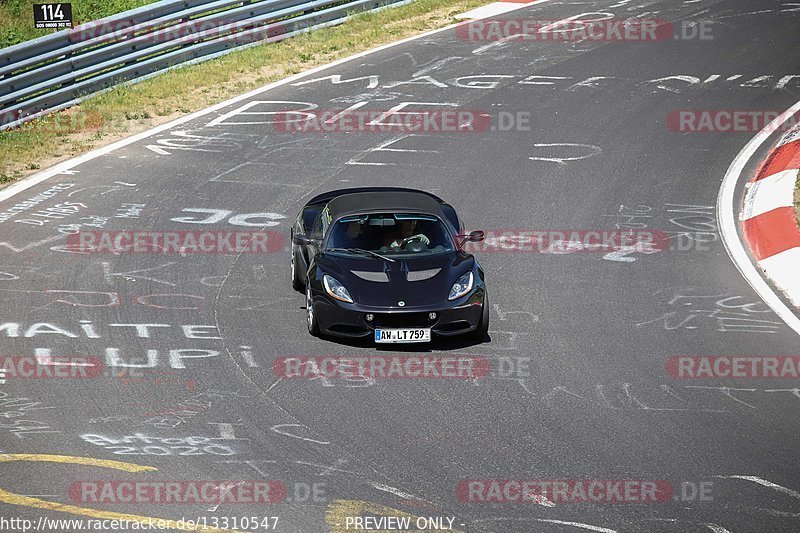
[0,0,408,130]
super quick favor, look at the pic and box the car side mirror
[292,233,313,245]
[466,230,485,242]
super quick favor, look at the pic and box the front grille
[329,324,369,335]
[351,270,389,282]
[435,320,471,333]
[407,268,441,282]
[373,312,435,328]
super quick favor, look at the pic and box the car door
[299,205,330,282]
[292,203,322,284]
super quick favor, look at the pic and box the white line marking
[529,142,602,164]
[472,34,524,55]
[703,524,732,533]
[747,507,800,518]
[35,348,96,366]
[717,475,800,499]
[456,2,526,20]
[207,480,245,512]
[412,57,462,77]
[369,482,423,500]
[270,424,330,445]
[535,519,616,532]
[0,235,64,253]
[371,135,413,151]
[717,100,800,336]
[377,147,437,153]
[346,134,432,165]
[325,101,368,123]
[144,145,171,155]
[205,100,318,127]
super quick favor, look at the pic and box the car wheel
[291,246,304,292]
[470,292,489,340]
[306,284,320,336]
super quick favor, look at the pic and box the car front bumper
[312,289,486,339]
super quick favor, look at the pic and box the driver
[385,219,430,249]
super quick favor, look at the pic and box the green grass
[0,0,492,182]
[795,170,800,228]
[1,0,160,48]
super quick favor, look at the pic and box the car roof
[325,191,446,219]
[306,187,445,206]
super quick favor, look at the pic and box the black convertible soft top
[325,191,446,219]
[306,187,445,206]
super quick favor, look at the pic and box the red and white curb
[741,124,800,307]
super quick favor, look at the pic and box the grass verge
[0,0,492,185]
[795,170,800,228]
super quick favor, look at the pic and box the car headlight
[323,274,353,303]
[448,271,474,300]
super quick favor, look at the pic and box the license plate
[374,328,431,343]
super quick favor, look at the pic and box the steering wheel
[402,234,429,246]
[405,240,427,253]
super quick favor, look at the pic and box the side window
[310,206,330,240]
[302,205,322,233]
[310,211,324,240]
[321,207,332,237]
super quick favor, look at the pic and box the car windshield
[326,213,455,256]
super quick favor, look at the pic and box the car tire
[470,292,489,340]
[291,246,304,292]
[306,284,320,336]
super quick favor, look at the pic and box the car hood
[318,251,474,307]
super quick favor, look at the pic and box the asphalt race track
[1,0,800,531]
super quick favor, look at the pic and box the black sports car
[290,187,488,343]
